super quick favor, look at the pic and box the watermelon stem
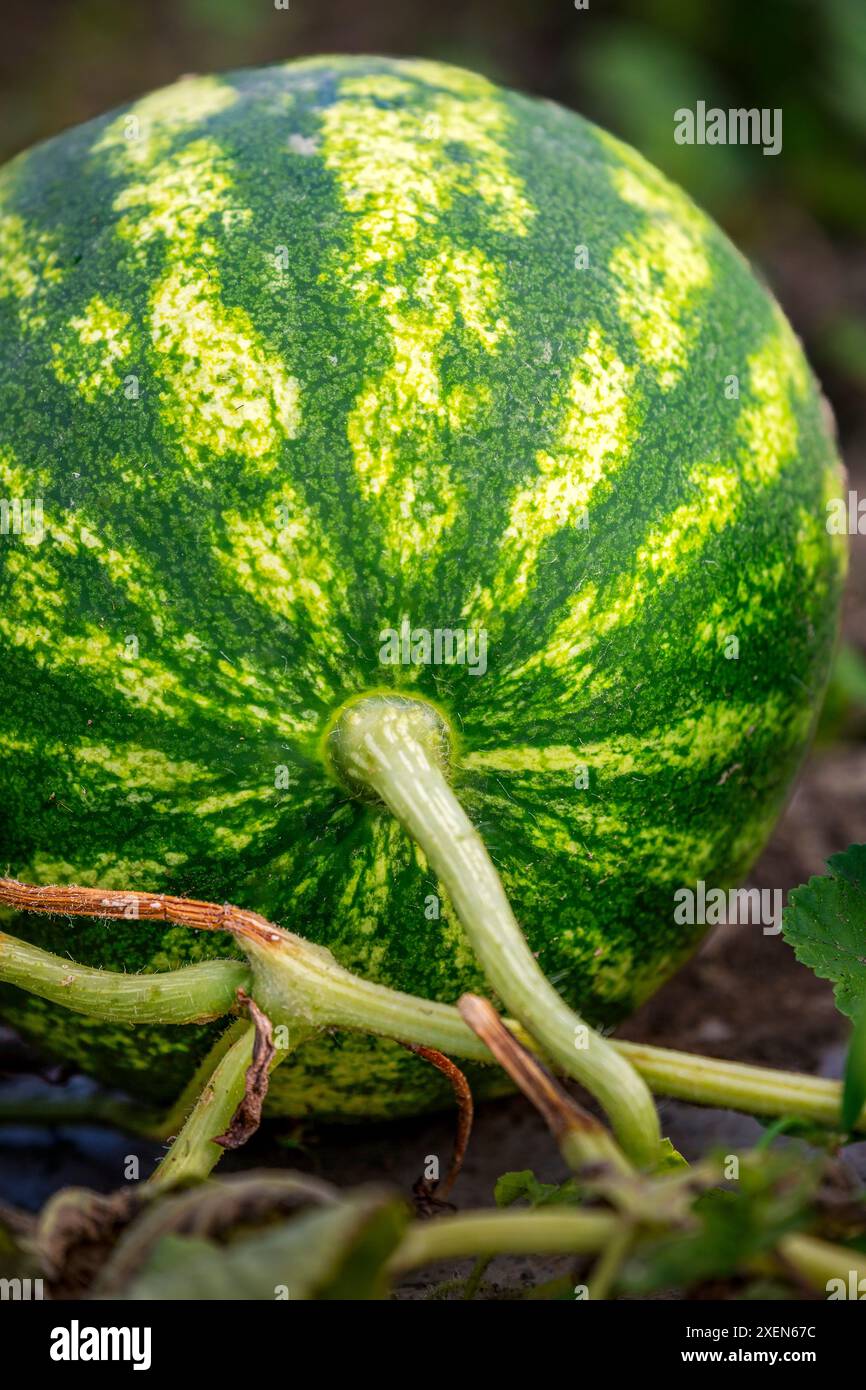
[389,1206,621,1276]
[151,1018,257,1188]
[151,1015,311,1188]
[0,922,250,1024]
[613,1040,861,1132]
[327,694,663,1169]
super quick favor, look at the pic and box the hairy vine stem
[1,876,863,1140]
[150,1019,258,1188]
[150,1015,312,1189]
[0,927,250,1024]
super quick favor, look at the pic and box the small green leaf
[655,1137,689,1173]
[782,845,866,1019]
[493,1169,580,1209]
[842,1006,866,1130]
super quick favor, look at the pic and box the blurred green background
[1,0,864,432]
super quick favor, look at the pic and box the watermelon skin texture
[0,57,846,1119]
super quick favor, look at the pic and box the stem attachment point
[328,693,452,801]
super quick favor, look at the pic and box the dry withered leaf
[36,1185,147,1298]
[458,994,607,1147]
[213,990,275,1150]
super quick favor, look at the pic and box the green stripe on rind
[0,56,845,1118]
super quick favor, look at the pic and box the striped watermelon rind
[0,56,846,1118]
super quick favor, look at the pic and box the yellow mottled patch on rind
[821,463,850,573]
[508,306,829,702]
[696,508,834,651]
[46,625,314,740]
[325,70,533,237]
[0,548,62,648]
[591,950,669,1007]
[0,733,37,761]
[396,58,499,98]
[0,541,318,741]
[465,327,635,624]
[430,888,481,977]
[114,139,251,255]
[599,130,712,388]
[0,211,62,330]
[210,657,321,739]
[107,137,299,476]
[625,462,740,596]
[483,794,715,886]
[213,497,347,655]
[738,310,808,486]
[151,267,300,472]
[510,804,617,859]
[695,571,782,649]
[88,533,167,612]
[0,445,50,501]
[93,75,238,169]
[75,743,210,792]
[0,499,175,669]
[24,852,188,890]
[334,819,401,973]
[320,66,533,566]
[8,493,167,613]
[624,823,719,886]
[51,295,132,402]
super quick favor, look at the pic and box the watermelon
[0,57,845,1120]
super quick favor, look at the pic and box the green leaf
[782,844,866,1019]
[620,1150,820,1296]
[493,1170,580,1209]
[842,1006,866,1129]
[122,1188,407,1301]
[655,1137,689,1173]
